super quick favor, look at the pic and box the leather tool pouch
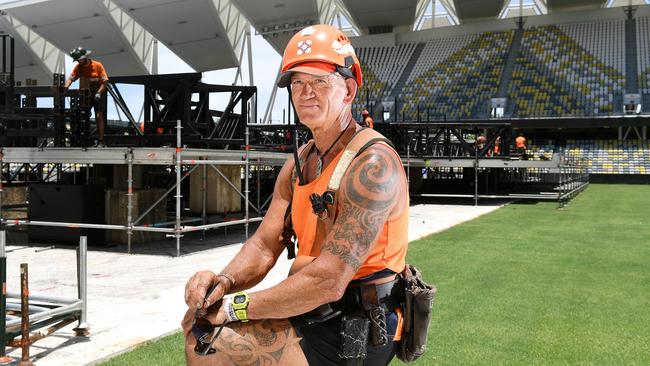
[396,264,437,363]
[339,311,370,360]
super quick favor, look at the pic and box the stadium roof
[112,0,248,71]
[0,0,647,83]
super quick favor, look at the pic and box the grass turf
[101,184,650,365]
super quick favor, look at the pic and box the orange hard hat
[278,24,362,88]
[361,109,370,117]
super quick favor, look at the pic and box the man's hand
[185,271,233,313]
[94,93,101,102]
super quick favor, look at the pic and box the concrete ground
[2,200,503,365]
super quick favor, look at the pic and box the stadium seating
[353,43,417,116]
[508,47,588,117]
[398,31,513,120]
[353,18,638,119]
[511,24,625,116]
[565,139,650,174]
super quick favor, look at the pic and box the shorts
[90,92,106,115]
[291,310,398,366]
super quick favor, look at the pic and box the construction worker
[361,109,374,129]
[515,132,527,158]
[493,136,502,156]
[64,46,109,147]
[182,24,409,365]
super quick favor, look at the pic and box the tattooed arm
[185,157,295,310]
[207,144,407,321]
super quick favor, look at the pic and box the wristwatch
[231,291,250,322]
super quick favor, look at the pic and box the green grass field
[101,184,650,366]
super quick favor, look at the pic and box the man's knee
[181,308,194,338]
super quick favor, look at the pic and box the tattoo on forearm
[321,148,400,270]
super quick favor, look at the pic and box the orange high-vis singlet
[70,60,109,91]
[291,146,409,280]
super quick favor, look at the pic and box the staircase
[389,43,425,101]
[496,28,523,98]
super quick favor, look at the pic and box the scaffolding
[0,122,288,257]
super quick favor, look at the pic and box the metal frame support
[175,120,183,257]
[245,126,250,238]
[127,149,134,254]
[132,165,198,226]
[202,160,208,241]
[208,165,261,215]
[0,154,3,231]
[19,263,33,366]
[262,63,283,124]
[74,236,89,336]
[246,30,256,125]
[0,231,11,364]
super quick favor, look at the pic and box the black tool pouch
[339,311,370,360]
[368,307,388,347]
[396,264,437,363]
[359,284,388,347]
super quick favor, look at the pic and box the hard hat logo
[297,40,312,55]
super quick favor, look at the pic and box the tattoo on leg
[214,320,303,366]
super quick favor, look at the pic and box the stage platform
[1,147,562,170]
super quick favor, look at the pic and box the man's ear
[343,78,358,104]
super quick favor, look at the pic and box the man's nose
[298,83,315,98]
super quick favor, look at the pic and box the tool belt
[395,264,437,364]
[292,274,404,361]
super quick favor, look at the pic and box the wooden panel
[105,188,167,244]
[189,165,242,215]
[1,186,27,219]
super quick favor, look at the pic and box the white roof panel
[3,0,149,76]
[113,0,239,71]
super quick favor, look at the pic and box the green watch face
[234,294,246,304]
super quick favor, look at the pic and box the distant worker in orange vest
[493,136,502,156]
[515,133,527,158]
[65,46,109,147]
[182,24,409,365]
[361,109,374,129]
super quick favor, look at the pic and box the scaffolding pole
[245,126,250,238]
[175,120,183,257]
[202,159,207,241]
[127,148,134,254]
[132,165,198,226]
[74,236,89,336]
[0,153,4,232]
[208,165,261,215]
[0,230,11,364]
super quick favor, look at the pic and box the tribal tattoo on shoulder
[321,147,401,271]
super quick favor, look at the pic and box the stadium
[0,0,648,364]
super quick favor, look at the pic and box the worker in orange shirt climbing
[65,46,109,147]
